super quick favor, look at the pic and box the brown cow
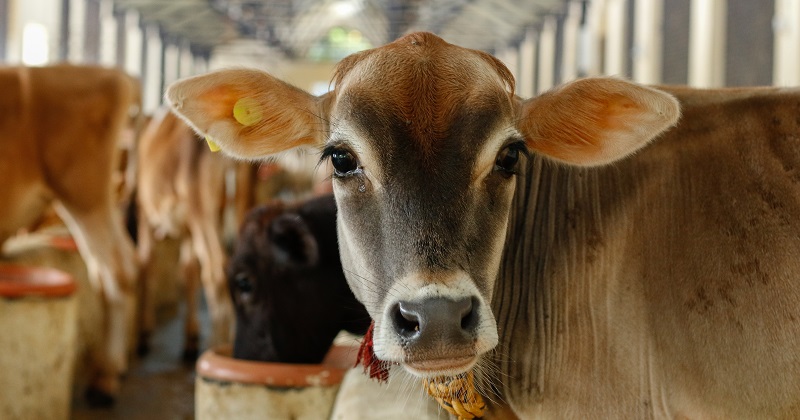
[167,33,800,418]
[136,108,234,358]
[0,64,140,405]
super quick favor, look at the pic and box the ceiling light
[331,0,361,18]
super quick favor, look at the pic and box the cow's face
[167,32,679,378]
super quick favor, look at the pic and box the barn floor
[71,300,207,420]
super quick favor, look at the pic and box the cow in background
[228,194,370,363]
[136,109,235,359]
[0,64,140,405]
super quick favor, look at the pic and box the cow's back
[0,68,42,240]
[33,65,136,208]
[0,65,135,242]
[495,86,800,418]
[634,87,800,417]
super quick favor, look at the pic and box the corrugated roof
[113,0,567,56]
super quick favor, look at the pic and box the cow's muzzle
[391,296,480,373]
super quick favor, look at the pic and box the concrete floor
[71,301,207,420]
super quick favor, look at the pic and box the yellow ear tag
[205,136,221,152]
[233,97,263,127]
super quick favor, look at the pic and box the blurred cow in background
[228,194,369,363]
[0,64,141,405]
[136,109,236,359]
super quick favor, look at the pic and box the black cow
[227,194,370,363]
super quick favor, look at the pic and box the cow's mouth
[403,355,477,377]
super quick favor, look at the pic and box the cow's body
[166,33,800,417]
[494,86,800,418]
[136,109,234,356]
[0,64,140,403]
[228,194,370,363]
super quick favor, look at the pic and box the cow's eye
[331,150,358,175]
[323,146,360,177]
[233,272,254,294]
[495,142,527,176]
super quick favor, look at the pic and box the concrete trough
[195,345,357,420]
[1,232,104,390]
[0,264,78,420]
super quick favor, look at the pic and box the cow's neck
[489,89,800,417]
[491,154,667,417]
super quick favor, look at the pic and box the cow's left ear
[166,68,327,160]
[269,214,320,268]
[517,77,680,166]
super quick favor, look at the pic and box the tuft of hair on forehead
[332,32,516,97]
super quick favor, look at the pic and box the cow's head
[227,195,369,363]
[168,32,679,378]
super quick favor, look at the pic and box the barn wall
[0,0,7,61]
[631,0,662,84]
[509,0,800,91]
[725,0,774,86]
[518,27,537,97]
[5,0,63,64]
[2,0,209,115]
[662,0,690,85]
[98,0,116,66]
[2,0,798,115]
[279,60,338,95]
[774,0,800,86]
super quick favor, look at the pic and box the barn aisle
[71,300,208,420]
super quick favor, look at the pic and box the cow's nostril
[392,303,420,338]
[460,297,479,332]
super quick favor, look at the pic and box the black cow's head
[227,194,369,363]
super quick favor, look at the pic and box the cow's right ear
[165,69,327,160]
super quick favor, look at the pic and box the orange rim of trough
[197,345,359,388]
[48,235,79,252]
[0,264,77,298]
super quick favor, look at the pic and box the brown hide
[0,64,140,402]
[136,109,234,354]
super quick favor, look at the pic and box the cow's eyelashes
[322,146,362,178]
[494,141,528,176]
